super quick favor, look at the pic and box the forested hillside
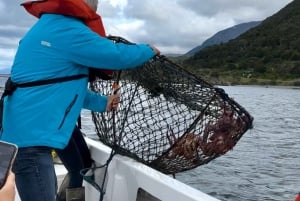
[185,21,261,56]
[181,0,300,86]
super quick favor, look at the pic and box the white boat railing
[84,137,221,201]
[15,137,221,201]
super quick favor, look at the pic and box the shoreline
[217,84,300,90]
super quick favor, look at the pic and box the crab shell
[167,133,201,159]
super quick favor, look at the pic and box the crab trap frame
[89,37,253,175]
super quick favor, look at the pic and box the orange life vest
[295,193,300,201]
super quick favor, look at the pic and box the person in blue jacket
[0,0,160,201]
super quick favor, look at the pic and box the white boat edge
[15,137,221,201]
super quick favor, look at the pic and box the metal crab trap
[90,57,253,175]
[89,38,253,175]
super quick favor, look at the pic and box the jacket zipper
[58,94,78,129]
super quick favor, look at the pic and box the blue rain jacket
[0,14,155,149]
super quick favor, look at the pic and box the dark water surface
[175,86,300,201]
[81,85,300,201]
[2,75,299,201]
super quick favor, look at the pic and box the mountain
[185,21,261,56]
[182,0,300,86]
[0,68,11,74]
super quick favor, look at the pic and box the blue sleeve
[83,90,107,112]
[67,23,155,70]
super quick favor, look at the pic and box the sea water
[83,86,300,201]
[82,85,300,201]
[175,86,300,201]
[2,75,299,201]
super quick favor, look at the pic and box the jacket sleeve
[67,22,156,70]
[82,89,107,112]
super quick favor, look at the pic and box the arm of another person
[0,171,15,201]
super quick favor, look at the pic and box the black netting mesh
[89,54,253,175]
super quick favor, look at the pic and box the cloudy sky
[0,0,294,71]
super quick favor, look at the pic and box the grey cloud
[0,0,294,70]
[0,26,28,39]
[99,3,122,18]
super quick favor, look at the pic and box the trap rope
[90,37,253,175]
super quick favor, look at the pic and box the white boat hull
[15,137,221,201]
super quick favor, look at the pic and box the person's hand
[0,171,16,201]
[149,45,160,56]
[106,94,120,112]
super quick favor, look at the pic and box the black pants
[56,126,93,188]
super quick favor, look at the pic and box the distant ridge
[181,0,300,86]
[185,21,261,56]
[0,68,11,74]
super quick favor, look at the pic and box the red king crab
[165,107,245,159]
[166,128,201,160]
[200,107,244,156]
